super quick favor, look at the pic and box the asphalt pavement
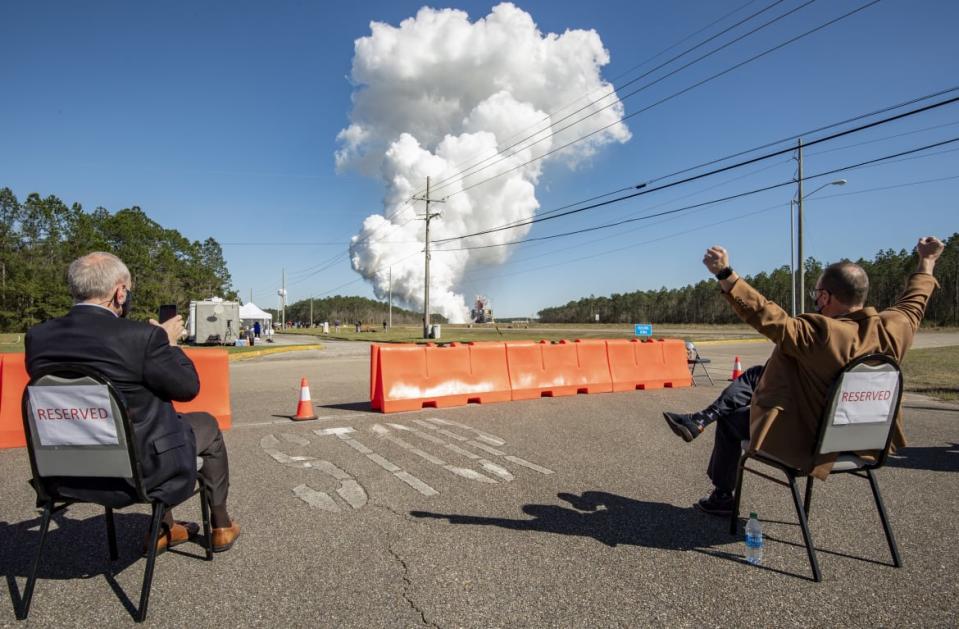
[1,335,957,627]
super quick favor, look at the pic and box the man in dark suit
[26,252,240,553]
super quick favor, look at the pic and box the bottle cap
[749,512,758,519]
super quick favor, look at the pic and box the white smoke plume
[340,2,630,322]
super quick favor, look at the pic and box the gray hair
[68,252,131,302]
[819,260,869,307]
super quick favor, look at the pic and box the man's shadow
[412,491,734,551]
[0,509,180,619]
[887,443,959,473]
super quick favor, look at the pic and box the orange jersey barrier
[371,342,512,413]
[507,339,613,400]
[174,348,232,430]
[0,353,31,449]
[0,348,231,450]
[606,338,692,391]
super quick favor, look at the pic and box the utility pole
[249,288,253,305]
[413,176,443,338]
[1,261,5,308]
[388,266,393,330]
[789,200,796,316]
[796,138,806,314]
[309,296,313,328]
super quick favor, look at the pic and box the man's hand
[916,236,944,274]
[703,246,730,275]
[149,315,186,347]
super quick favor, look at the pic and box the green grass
[902,346,959,401]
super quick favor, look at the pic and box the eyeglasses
[809,288,829,301]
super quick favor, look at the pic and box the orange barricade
[0,348,231,450]
[370,342,512,413]
[0,353,31,449]
[174,348,232,430]
[506,339,613,400]
[606,338,692,391]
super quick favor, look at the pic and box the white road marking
[375,425,498,484]
[315,427,356,436]
[366,453,401,473]
[337,480,368,509]
[338,435,374,454]
[331,431,439,496]
[504,455,554,475]
[394,471,439,496]
[306,460,353,480]
[423,418,506,445]
[479,460,515,481]
[280,433,310,445]
[293,484,340,512]
[260,435,281,449]
[466,440,506,456]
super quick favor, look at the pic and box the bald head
[818,260,869,309]
[68,252,131,302]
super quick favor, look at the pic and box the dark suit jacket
[26,304,200,507]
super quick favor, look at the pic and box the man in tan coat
[663,236,944,515]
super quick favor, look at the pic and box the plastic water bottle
[745,512,763,565]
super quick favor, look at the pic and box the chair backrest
[816,353,903,462]
[21,364,146,502]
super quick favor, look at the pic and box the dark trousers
[706,365,763,492]
[180,412,230,507]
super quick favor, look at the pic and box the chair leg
[729,455,747,536]
[19,502,54,620]
[702,363,714,386]
[199,481,213,561]
[866,469,902,568]
[137,502,165,623]
[105,507,118,561]
[788,474,822,582]
[803,477,814,518]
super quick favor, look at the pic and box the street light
[795,178,847,314]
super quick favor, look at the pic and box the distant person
[26,252,240,552]
[662,237,943,515]
[265,323,274,342]
[383,319,388,332]
[334,319,340,333]
[253,321,261,338]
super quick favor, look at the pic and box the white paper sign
[29,385,119,446]
[832,371,899,426]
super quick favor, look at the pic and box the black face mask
[118,289,133,318]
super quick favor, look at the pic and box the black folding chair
[729,353,904,581]
[687,347,714,386]
[19,364,213,622]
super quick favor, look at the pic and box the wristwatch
[714,267,733,280]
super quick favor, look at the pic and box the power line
[459,173,959,286]
[434,0,879,200]
[403,0,767,202]
[434,93,959,244]
[425,0,800,197]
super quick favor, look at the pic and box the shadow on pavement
[318,401,373,413]
[0,509,199,619]
[411,490,736,550]
[887,443,959,473]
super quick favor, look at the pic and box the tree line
[538,233,959,326]
[269,295,445,327]
[0,187,236,332]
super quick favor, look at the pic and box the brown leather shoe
[211,521,240,553]
[143,521,199,556]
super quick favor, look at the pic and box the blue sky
[2,0,957,317]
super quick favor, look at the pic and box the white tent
[239,303,273,324]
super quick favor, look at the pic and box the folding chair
[687,346,714,386]
[19,364,213,623]
[729,353,903,582]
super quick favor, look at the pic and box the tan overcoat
[722,272,939,479]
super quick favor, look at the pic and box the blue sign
[634,324,653,337]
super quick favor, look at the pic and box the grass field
[901,346,959,401]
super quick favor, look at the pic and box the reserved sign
[833,371,899,426]
[29,385,119,446]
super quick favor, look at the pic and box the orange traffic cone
[293,377,317,421]
[730,356,744,381]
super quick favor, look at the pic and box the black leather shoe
[662,412,705,442]
[694,490,735,516]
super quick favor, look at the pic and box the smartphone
[158,304,177,323]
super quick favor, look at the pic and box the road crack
[388,543,441,629]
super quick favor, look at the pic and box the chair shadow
[0,509,196,619]
[886,444,959,473]
[412,491,737,552]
